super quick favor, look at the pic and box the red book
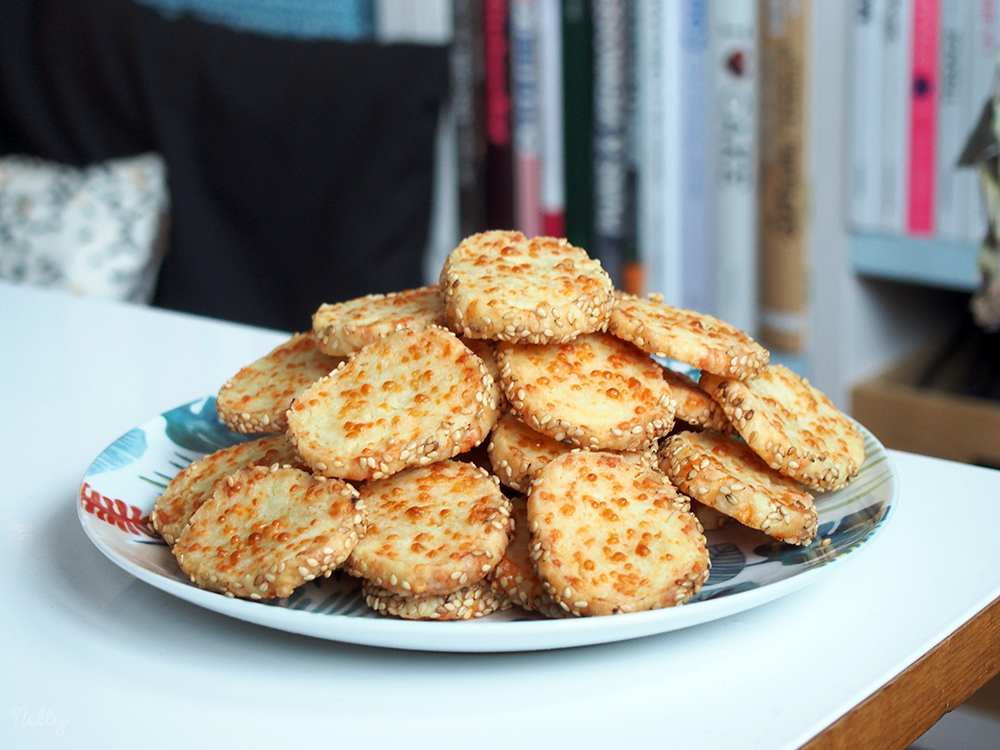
[484,0,515,230]
[906,0,939,236]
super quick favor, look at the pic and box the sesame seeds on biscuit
[496,332,675,452]
[439,230,615,345]
[215,332,343,434]
[286,326,501,482]
[363,578,506,620]
[173,464,366,599]
[608,292,769,380]
[700,364,865,491]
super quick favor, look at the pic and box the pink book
[906,0,939,236]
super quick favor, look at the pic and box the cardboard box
[851,346,1000,469]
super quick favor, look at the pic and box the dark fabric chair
[0,0,450,331]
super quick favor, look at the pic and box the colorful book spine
[879,0,912,234]
[906,0,940,236]
[538,0,566,238]
[846,0,886,234]
[561,0,593,253]
[511,0,542,238]
[452,0,487,238]
[710,0,758,336]
[757,0,809,353]
[591,0,631,287]
[484,0,515,230]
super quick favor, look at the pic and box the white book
[511,0,542,237]
[936,0,974,241]
[679,0,712,314]
[709,0,758,335]
[846,0,886,234]
[878,0,912,235]
[966,0,998,242]
[636,0,684,305]
[538,0,565,235]
[375,0,453,44]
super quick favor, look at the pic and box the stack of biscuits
[150,230,866,620]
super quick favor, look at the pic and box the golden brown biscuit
[173,465,366,599]
[608,292,769,380]
[362,578,506,620]
[700,364,865,491]
[312,286,445,357]
[440,230,615,344]
[344,460,512,597]
[487,495,549,612]
[150,434,303,547]
[216,332,343,434]
[527,451,710,616]
[660,430,818,545]
[497,332,675,452]
[661,367,733,433]
[286,327,501,481]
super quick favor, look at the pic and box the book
[484,0,515,230]
[538,0,566,238]
[591,0,632,287]
[709,0,759,336]
[906,0,940,237]
[561,0,593,253]
[757,0,809,353]
[452,0,487,238]
[967,0,998,242]
[846,0,886,234]
[879,0,912,234]
[510,0,542,237]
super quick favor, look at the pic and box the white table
[3,281,999,749]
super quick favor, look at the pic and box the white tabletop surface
[3,280,999,750]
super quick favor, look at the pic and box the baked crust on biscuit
[700,365,865,491]
[661,430,818,545]
[216,332,343,434]
[363,578,506,620]
[487,495,549,612]
[608,292,769,380]
[150,434,303,547]
[344,460,512,597]
[286,327,501,482]
[440,230,615,344]
[173,465,366,599]
[497,332,675,452]
[527,451,710,616]
[312,285,445,357]
[661,367,733,433]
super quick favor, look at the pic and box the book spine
[879,0,912,235]
[710,0,758,336]
[967,0,998,241]
[561,0,594,253]
[453,0,488,238]
[846,0,886,233]
[538,0,566,237]
[591,0,630,286]
[511,0,542,237]
[906,0,940,236]
[757,0,809,353]
[679,0,712,313]
[484,0,515,230]
[935,0,973,241]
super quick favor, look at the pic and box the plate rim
[77,397,899,653]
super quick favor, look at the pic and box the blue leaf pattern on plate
[752,502,886,568]
[87,428,147,474]
[706,542,747,585]
[163,398,257,454]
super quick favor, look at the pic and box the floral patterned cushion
[0,153,168,303]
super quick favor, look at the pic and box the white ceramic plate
[78,396,897,652]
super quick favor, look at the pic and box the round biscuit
[487,495,549,612]
[216,332,344,434]
[150,434,303,547]
[496,332,675,452]
[173,465,366,599]
[439,230,615,344]
[608,292,769,380]
[286,326,501,481]
[362,578,505,620]
[660,430,818,545]
[661,367,733,433]
[700,364,865,491]
[344,460,512,597]
[527,451,710,616]
[312,285,445,356]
